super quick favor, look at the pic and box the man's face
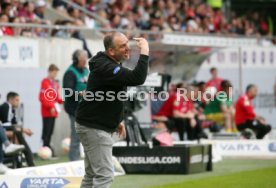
[211,69,218,78]
[0,14,9,22]
[249,86,258,98]
[37,6,45,14]
[78,52,88,68]
[11,96,20,108]
[27,2,35,12]
[49,70,58,79]
[199,84,206,92]
[110,34,130,62]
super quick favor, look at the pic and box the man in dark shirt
[75,32,149,188]
[63,49,89,161]
[0,92,35,166]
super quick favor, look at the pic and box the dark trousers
[237,120,272,139]
[173,118,204,141]
[68,115,80,161]
[5,126,35,166]
[173,118,188,141]
[42,117,56,156]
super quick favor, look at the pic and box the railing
[0,22,275,47]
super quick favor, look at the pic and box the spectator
[206,67,223,92]
[63,49,89,161]
[2,0,274,38]
[86,0,107,12]
[71,19,93,58]
[18,1,38,22]
[20,28,33,37]
[155,83,182,133]
[1,2,12,17]
[110,14,121,28]
[0,14,13,36]
[51,20,72,38]
[39,64,63,158]
[172,84,207,140]
[0,93,24,173]
[235,84,272,139]
[52,0,67,11]
[204,80,237,133]
[67,6,82,20]
[34,0,46,20]
[155,82,206,140]
[0,92,35,166]
[9,16,21,36]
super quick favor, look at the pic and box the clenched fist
[133,37,149,56]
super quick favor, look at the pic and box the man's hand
[117,123,126,139]
[23,128,33,136]
[190,118,197,128]
[186,112,195,119]
[259,118,267,125]
[256,116,267,125]
[50,108,56,115]
[133,37,149,56]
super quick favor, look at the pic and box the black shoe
[197,132,208,139]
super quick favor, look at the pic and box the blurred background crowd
[0,0,275,38]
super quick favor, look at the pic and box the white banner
[0,158,125,188]
[202,140,276,157]
[6,157,125,177]
[0,37,39,67]
[162,34,258,47]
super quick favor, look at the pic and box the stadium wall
[0,37,104,153]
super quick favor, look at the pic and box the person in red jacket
[206,67,223,92]
[39,64,63,157]
[235,84,271,139]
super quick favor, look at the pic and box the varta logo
[220,143,260,151]
[21,177,69,188]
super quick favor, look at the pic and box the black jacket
[0,102,17,124]
[76,52,149,132]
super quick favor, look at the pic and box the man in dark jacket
[0,92,35,166]
[63,49,89,161]
[75,32,149,188]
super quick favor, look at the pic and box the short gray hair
[72,49,87,65]
[103,32,122,51]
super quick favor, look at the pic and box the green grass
[34,156,276,188]
[111,159,276,188]
[34,154,69,166]
[150,167,276,188]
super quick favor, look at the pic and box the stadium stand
[1,0,276,39]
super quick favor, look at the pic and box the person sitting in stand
[204,80,237,133]
[0,92,35,166]
[154,83,207,141]
[172,84,207,140]
[235,84,272,139]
